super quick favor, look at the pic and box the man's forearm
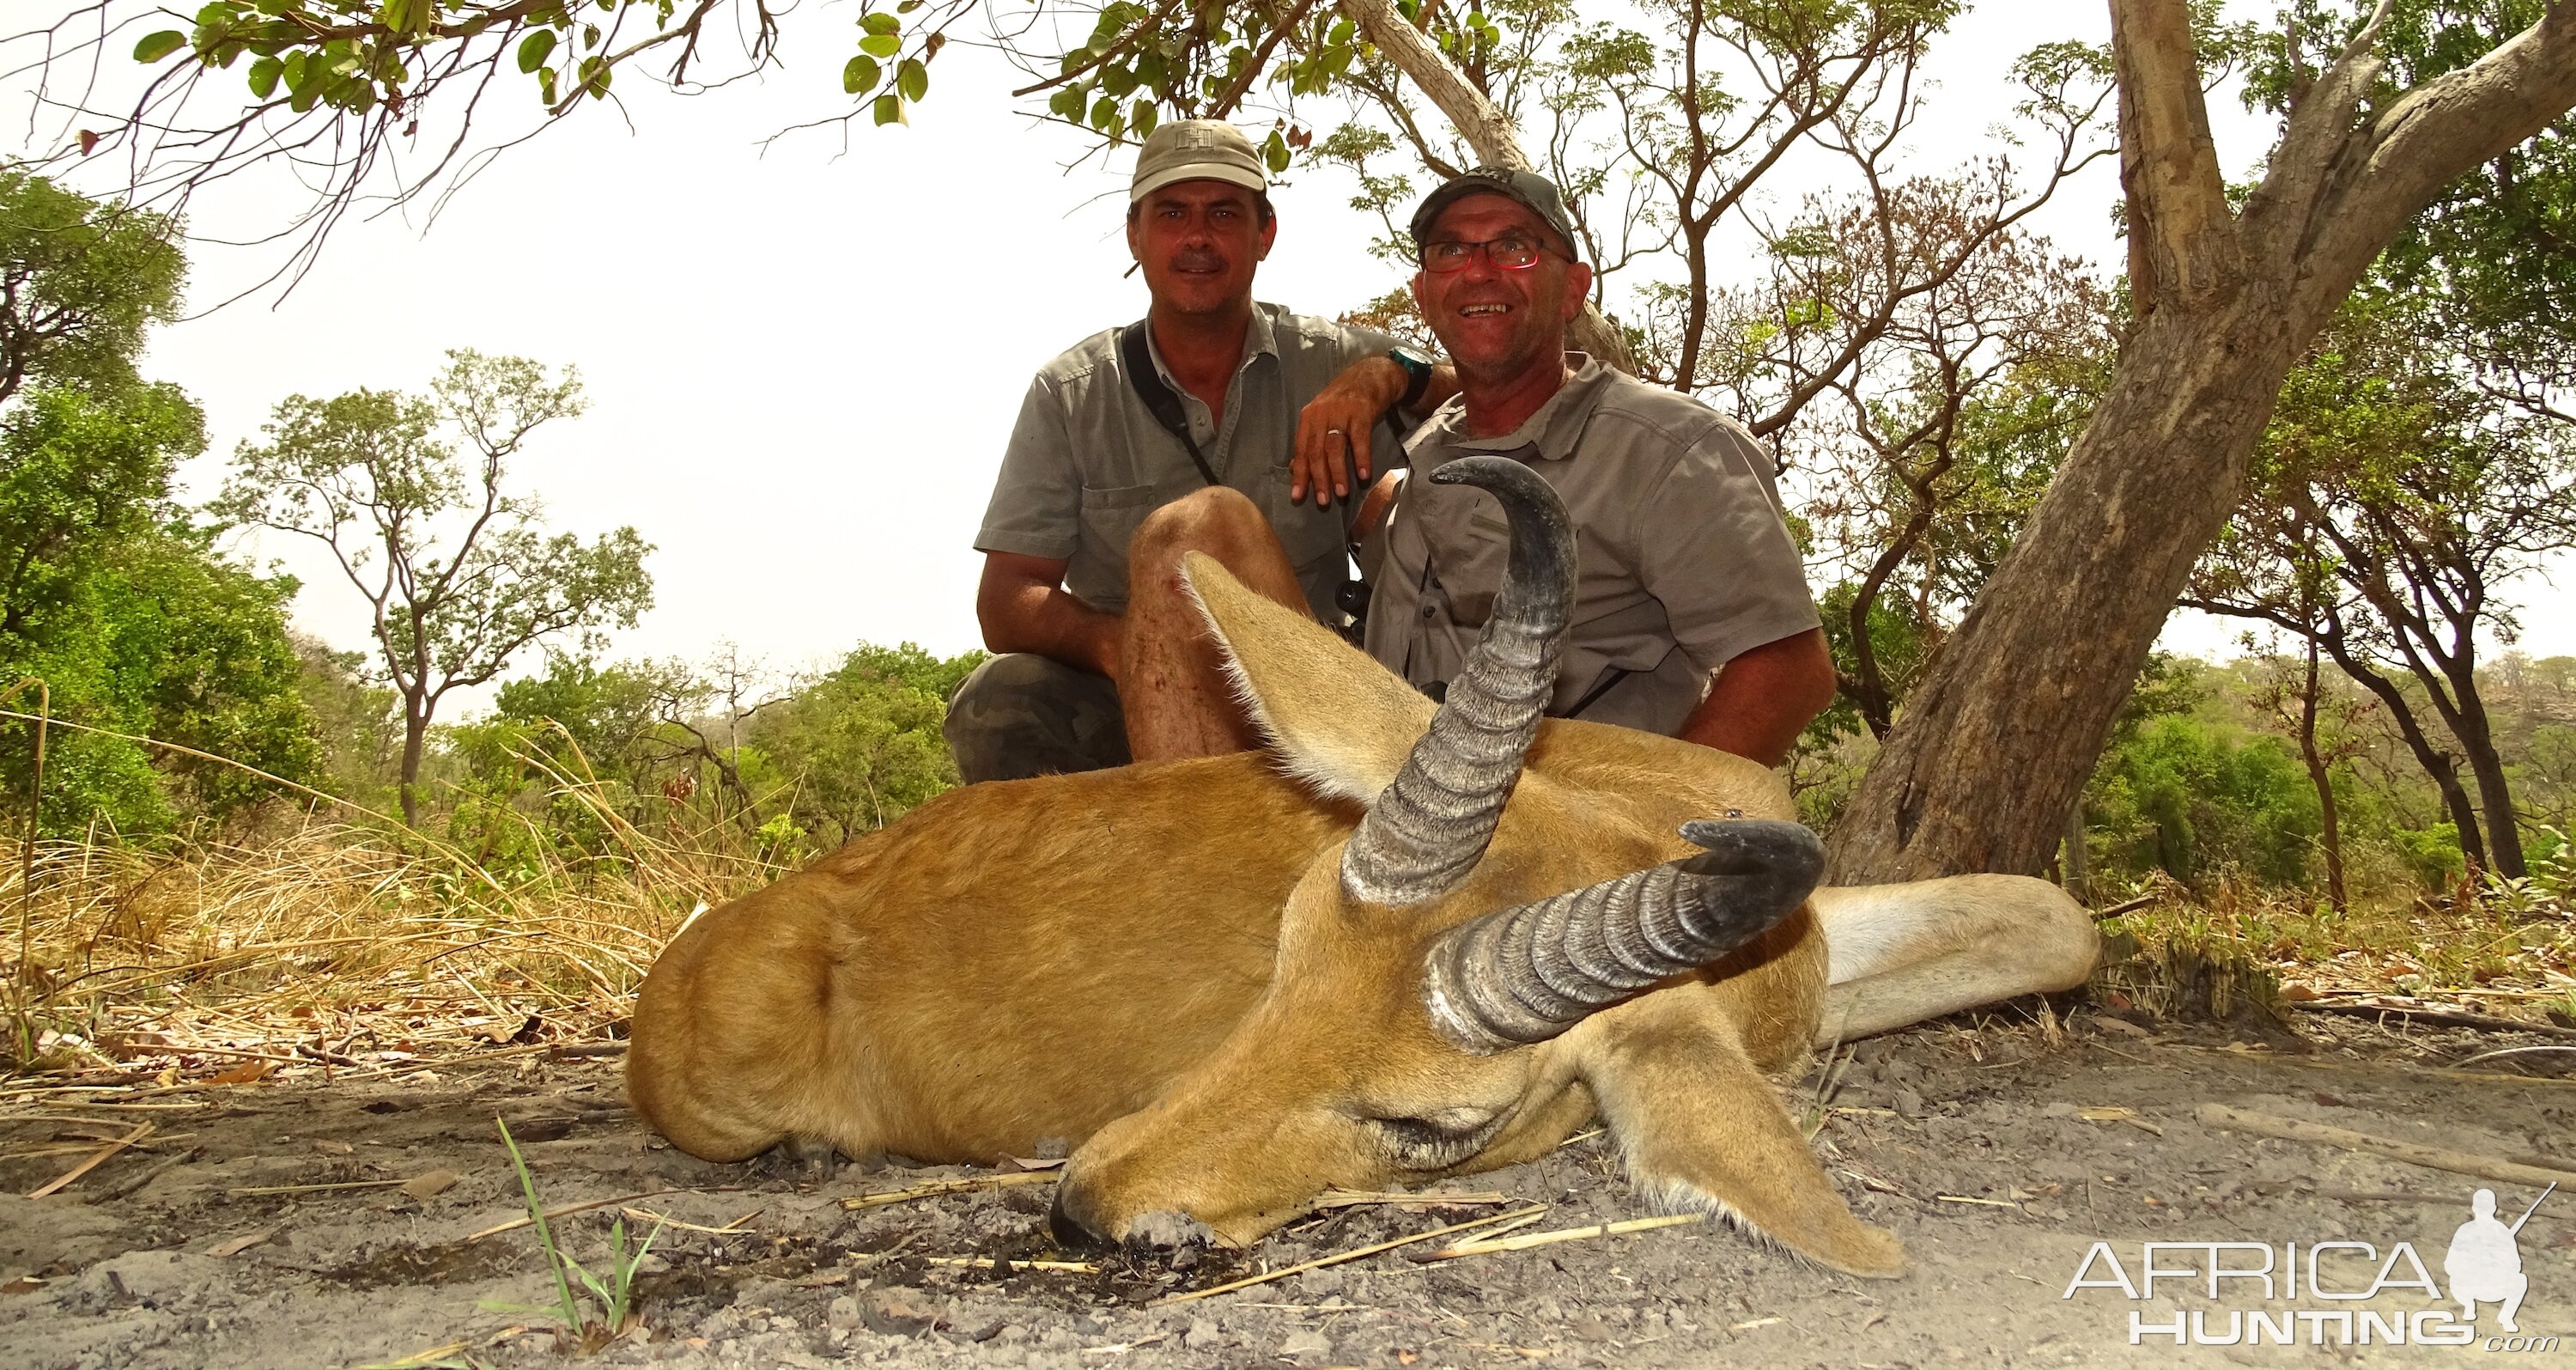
[1413,358,1460,414]
[1352,354,1460,415]
[1675,628,1838,767]
[981,581,1124,680]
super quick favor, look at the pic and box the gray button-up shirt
[1364,356,1820,737]
[976,303,1404,622]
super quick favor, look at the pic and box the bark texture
[1827,0,2576,883]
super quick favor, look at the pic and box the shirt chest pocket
[1070,482,1163,602]
[1433,508,1512,627]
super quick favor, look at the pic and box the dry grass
[7,740,2574,1102]
[0,791,792,1095]
[2099,872,2576,1025]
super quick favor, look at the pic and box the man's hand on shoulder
[1292,356,1408,508]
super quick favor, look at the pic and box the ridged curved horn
[1340,455,1576,906]
[1420,819,1826,1052]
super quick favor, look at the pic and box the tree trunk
[2062,791,2091,906]
[1337,0,1636,372]
[1826,295,2301,880]
[1825,0,2576,883]
[2293,643,2346,913]
[398,703,428,829]
[2317,635,2488,872]
[2439,667,2526,876]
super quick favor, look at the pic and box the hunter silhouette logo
[2447,1183,2549,1334]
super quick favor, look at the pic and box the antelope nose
[1048,1190,1109,1251]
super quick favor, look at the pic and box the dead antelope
[626,457,2097,1276]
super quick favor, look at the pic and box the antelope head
[1048,458,1900,1276]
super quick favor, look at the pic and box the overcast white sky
[15,1,2573,707]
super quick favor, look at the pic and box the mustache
[1168,250,1228,271]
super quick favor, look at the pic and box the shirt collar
[1143,301,1283,391]
[1414,352,1608,463]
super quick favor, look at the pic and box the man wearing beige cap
[1367,167,1837,765]
[947,119,1455,782]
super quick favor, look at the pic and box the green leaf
[1100,63,1135,98]
[132,30,187,63]
[538,66,556,105]
[281,48,308,91]
[872,93,903,125]
[1131,100,1156,137]
[1263,129,1289,174]
[896,58,927,101]
[246,53,282,97]
[1090,94,1116,131]
[859,33,899,58]
[861,11,900,35]
[516,28,556,74]
[1048,84,1084,119]
[841,53,880,95]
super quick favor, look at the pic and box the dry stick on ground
[1155,1204,1552,1306]
[621,1206,758,1236]
[1307,1188,1510,1211]
[98,1147,200,1202]
[467,1186,673,1241]
[26,1121,152,1197]
[228,1178,415,1197]
[2317,1188,2571,1217]
[2195,1105,2576,1188]
[2455,1044,2576,1071]
[2166,1040,2576,1089]
[837,1171,1057,1210]
[2285,1001,2576,1040]
[1413,1210,1696,1261]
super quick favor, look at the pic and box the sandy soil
[3,1008,2571,1369]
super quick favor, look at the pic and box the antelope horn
[1420,819,1825,1052]
[1340,455,1576,906]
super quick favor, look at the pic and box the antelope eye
[1368,1108,1504,1166]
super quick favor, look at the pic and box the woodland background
[3,0,2574,1063]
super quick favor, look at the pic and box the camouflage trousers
[942,653,1133,784]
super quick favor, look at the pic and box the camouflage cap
[1131,120,1268,202]
[1408,167,1581,262]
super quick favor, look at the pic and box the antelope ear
[1181,551,1431,803]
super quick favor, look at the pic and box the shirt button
[1422,604,1437,618]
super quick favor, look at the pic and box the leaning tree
[1826,0,2576,881]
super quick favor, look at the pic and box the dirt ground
[3,1007,2571,1370]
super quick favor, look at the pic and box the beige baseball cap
[1130,119,1267,202]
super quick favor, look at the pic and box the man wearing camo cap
[947,119,1456,783]
[1365,167,1835,764]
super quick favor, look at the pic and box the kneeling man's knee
[1133,486,1267,558]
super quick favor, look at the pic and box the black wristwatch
[1388,346,1435,411]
